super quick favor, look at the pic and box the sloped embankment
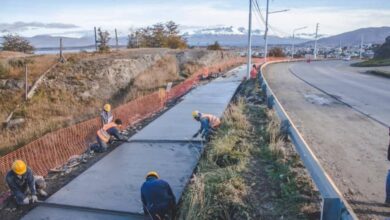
[0,49,237,155]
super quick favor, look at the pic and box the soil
[237,80,321,219]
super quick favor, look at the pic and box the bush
[268,47,285,57]
[2,34,35,53]
[374,36,390,59]
[207,41,222,50]
[128,21,187,49]
[0,63,9,78]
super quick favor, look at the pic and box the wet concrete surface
[21,65,246,220]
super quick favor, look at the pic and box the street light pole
[263,3,288,63]
[291,26,307,59]
[246,0,253,79]
[314,23,319,59]
[264,0,269,62]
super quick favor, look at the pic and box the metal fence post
[266,94,274,108]
[322,197,342,220]
[280,119,290,137]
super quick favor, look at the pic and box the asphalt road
[264,60,390,220]
[290,60,390,127]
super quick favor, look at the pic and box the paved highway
[290,60,390,127]
[264,60,390,219]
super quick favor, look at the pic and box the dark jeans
[90,137,108,153]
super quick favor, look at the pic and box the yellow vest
[202,114,221,128]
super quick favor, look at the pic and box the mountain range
[1,26,389,49]
[302,26,390,47]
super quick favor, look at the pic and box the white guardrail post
[258,60,357,220]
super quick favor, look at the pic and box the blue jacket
[6,168,36,202]
[141,177,176,214]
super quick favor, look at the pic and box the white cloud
[1,3,389,37]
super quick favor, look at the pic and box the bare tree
[2,34,35,53]
[97,28,110,52]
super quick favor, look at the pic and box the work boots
[38,189,48,197]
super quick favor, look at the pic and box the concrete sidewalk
[22,65,246,220]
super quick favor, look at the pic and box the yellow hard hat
[146,171,159,179]
[12,160,27,175]
[103,104,111,112]
[192,110,200,118]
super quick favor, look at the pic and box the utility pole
[94,27,98,51]
[359,35,364,59]
[25,64,28,101]
[314,23,319,59]
[115,28,119,51]
[291,26,307,59]
[264,0,270,62]
[246,0,253,79]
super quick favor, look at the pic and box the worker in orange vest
[91,119,127,153]
[250,64,258,79]
[192,110,221,140]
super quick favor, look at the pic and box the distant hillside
[185,34,308,47]
[303,26,390,47]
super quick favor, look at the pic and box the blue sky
[1,0,390,37]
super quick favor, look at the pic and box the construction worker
[192,110,221,140]
[141,171,176,220]
[92,119,127,153]
[5,160,47,205]
[250,64,257,79]
[100,103,113,126]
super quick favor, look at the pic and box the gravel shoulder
[264,62,390,219]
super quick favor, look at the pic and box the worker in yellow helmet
[6,160,47,205]
[192,110,221,140]
[141,171,176,220]
[100,103,113,126]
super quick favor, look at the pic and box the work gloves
[22,197,30,205]
[31,195,38,203]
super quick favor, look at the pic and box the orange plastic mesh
[0,57,248,194]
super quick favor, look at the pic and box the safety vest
[97,122,117,143]
[201,114,221,128]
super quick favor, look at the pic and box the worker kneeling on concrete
[92,119,127,153]
[192,110,221,140]
[6,160,47,205]
[141,171,176,220]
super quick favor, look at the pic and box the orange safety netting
[0,57,246,186]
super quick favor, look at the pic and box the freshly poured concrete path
[22,65,246,219]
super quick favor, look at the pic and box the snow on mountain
[181,26,262,36]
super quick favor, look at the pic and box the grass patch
[351,58,390,67]
[178,80,319,220]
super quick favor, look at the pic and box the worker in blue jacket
[6,160,47,205]
[141,171,176,220]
